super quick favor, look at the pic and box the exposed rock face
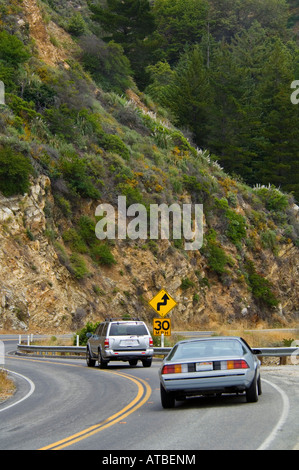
[22,0,74,67]
[0,176,88,331]
[0,0,298,333]
[0,176,298,332]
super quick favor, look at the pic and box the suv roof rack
[105,317,141,322]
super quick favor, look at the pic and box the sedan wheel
[160,384,175,409]
[257,374,262,395]
[246,375,259,403]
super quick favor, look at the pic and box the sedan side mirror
[252,348,262,355]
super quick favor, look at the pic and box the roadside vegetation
[0,0,298,329]
[0,370,15,403]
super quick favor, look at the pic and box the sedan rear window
[109,323,148,336]
[172,339,245,360]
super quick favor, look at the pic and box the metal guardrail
[16,344,299,364]
[16,344,172,358]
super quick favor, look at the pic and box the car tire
[86,348,96,367]
[98,350,109,369]
[129,359,138,366]
[257,374,262,395]
[142,358,152,367]
[246,374,259,403]
[160,384,175,409]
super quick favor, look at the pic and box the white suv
[86,319,154,368]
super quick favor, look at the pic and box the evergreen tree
[89,0,155,88]
[152,0,209,64]
[252,39,299,198]
[165,45,211,145]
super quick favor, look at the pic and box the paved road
[0,336,298,451]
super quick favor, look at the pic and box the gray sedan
[159,336,262,408]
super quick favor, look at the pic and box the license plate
[196,361,213,371]
[121,340,138,346]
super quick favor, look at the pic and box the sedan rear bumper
[161,369,255,395]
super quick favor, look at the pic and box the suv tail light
[149,337,153,347]
[104,338,110,349]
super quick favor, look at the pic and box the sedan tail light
[219,360,249,370]
[162,364,188,374]
[162,360,249,374]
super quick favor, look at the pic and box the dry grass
[0,369,16,403]
[28,335,73,346]
[215,327,299,348]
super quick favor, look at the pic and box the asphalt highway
[0,336,298,451]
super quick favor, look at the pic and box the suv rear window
[109,324,148,336]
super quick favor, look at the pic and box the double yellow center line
[39,370,152,450]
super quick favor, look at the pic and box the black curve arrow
[157,293,169,311]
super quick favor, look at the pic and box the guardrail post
[27,335,30,346]
[161,334,164,348]
[0,340,4,367]
[76,335,79,347]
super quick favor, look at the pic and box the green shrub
[58,153,101,199]
[225,209,247,244]
[260,230,277,251]
[7,94,41,122]
[101,134,130,160]
[0,31,30,65]
[67,13,87,36]
[255,186,288,212]
[206,243,231,274]
[245,260,279,307]
[181,277,195,290]
[182,172,217,202]
[79,37,133,93]
[90,243,117,266]
[69,253,89,279]
[74,321,100,346]
[0,146,33,197]
[78,215,96,246]
[55,196,72,218]
[117,182,144,205]
[62,229,88,253]
[203,230,233,275]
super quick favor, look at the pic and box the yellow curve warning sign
[148,289,177,317]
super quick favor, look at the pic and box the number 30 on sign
[153,318,171,336]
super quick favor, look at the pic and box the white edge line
[0,369,35,413]
[257,378,290,450]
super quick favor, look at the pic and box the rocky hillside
[0,0,298,332]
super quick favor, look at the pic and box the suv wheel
[142,358,152,367]
[98,350,109,369]
[129,359,138,366]
[86,348,96,367]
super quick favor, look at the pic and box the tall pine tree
[89,0,155,88]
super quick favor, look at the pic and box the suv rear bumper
[103,348,154,360]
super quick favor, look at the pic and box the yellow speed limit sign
[153,318,171,336]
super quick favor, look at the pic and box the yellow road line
[8,355,152,450]
[39,372,151,450]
